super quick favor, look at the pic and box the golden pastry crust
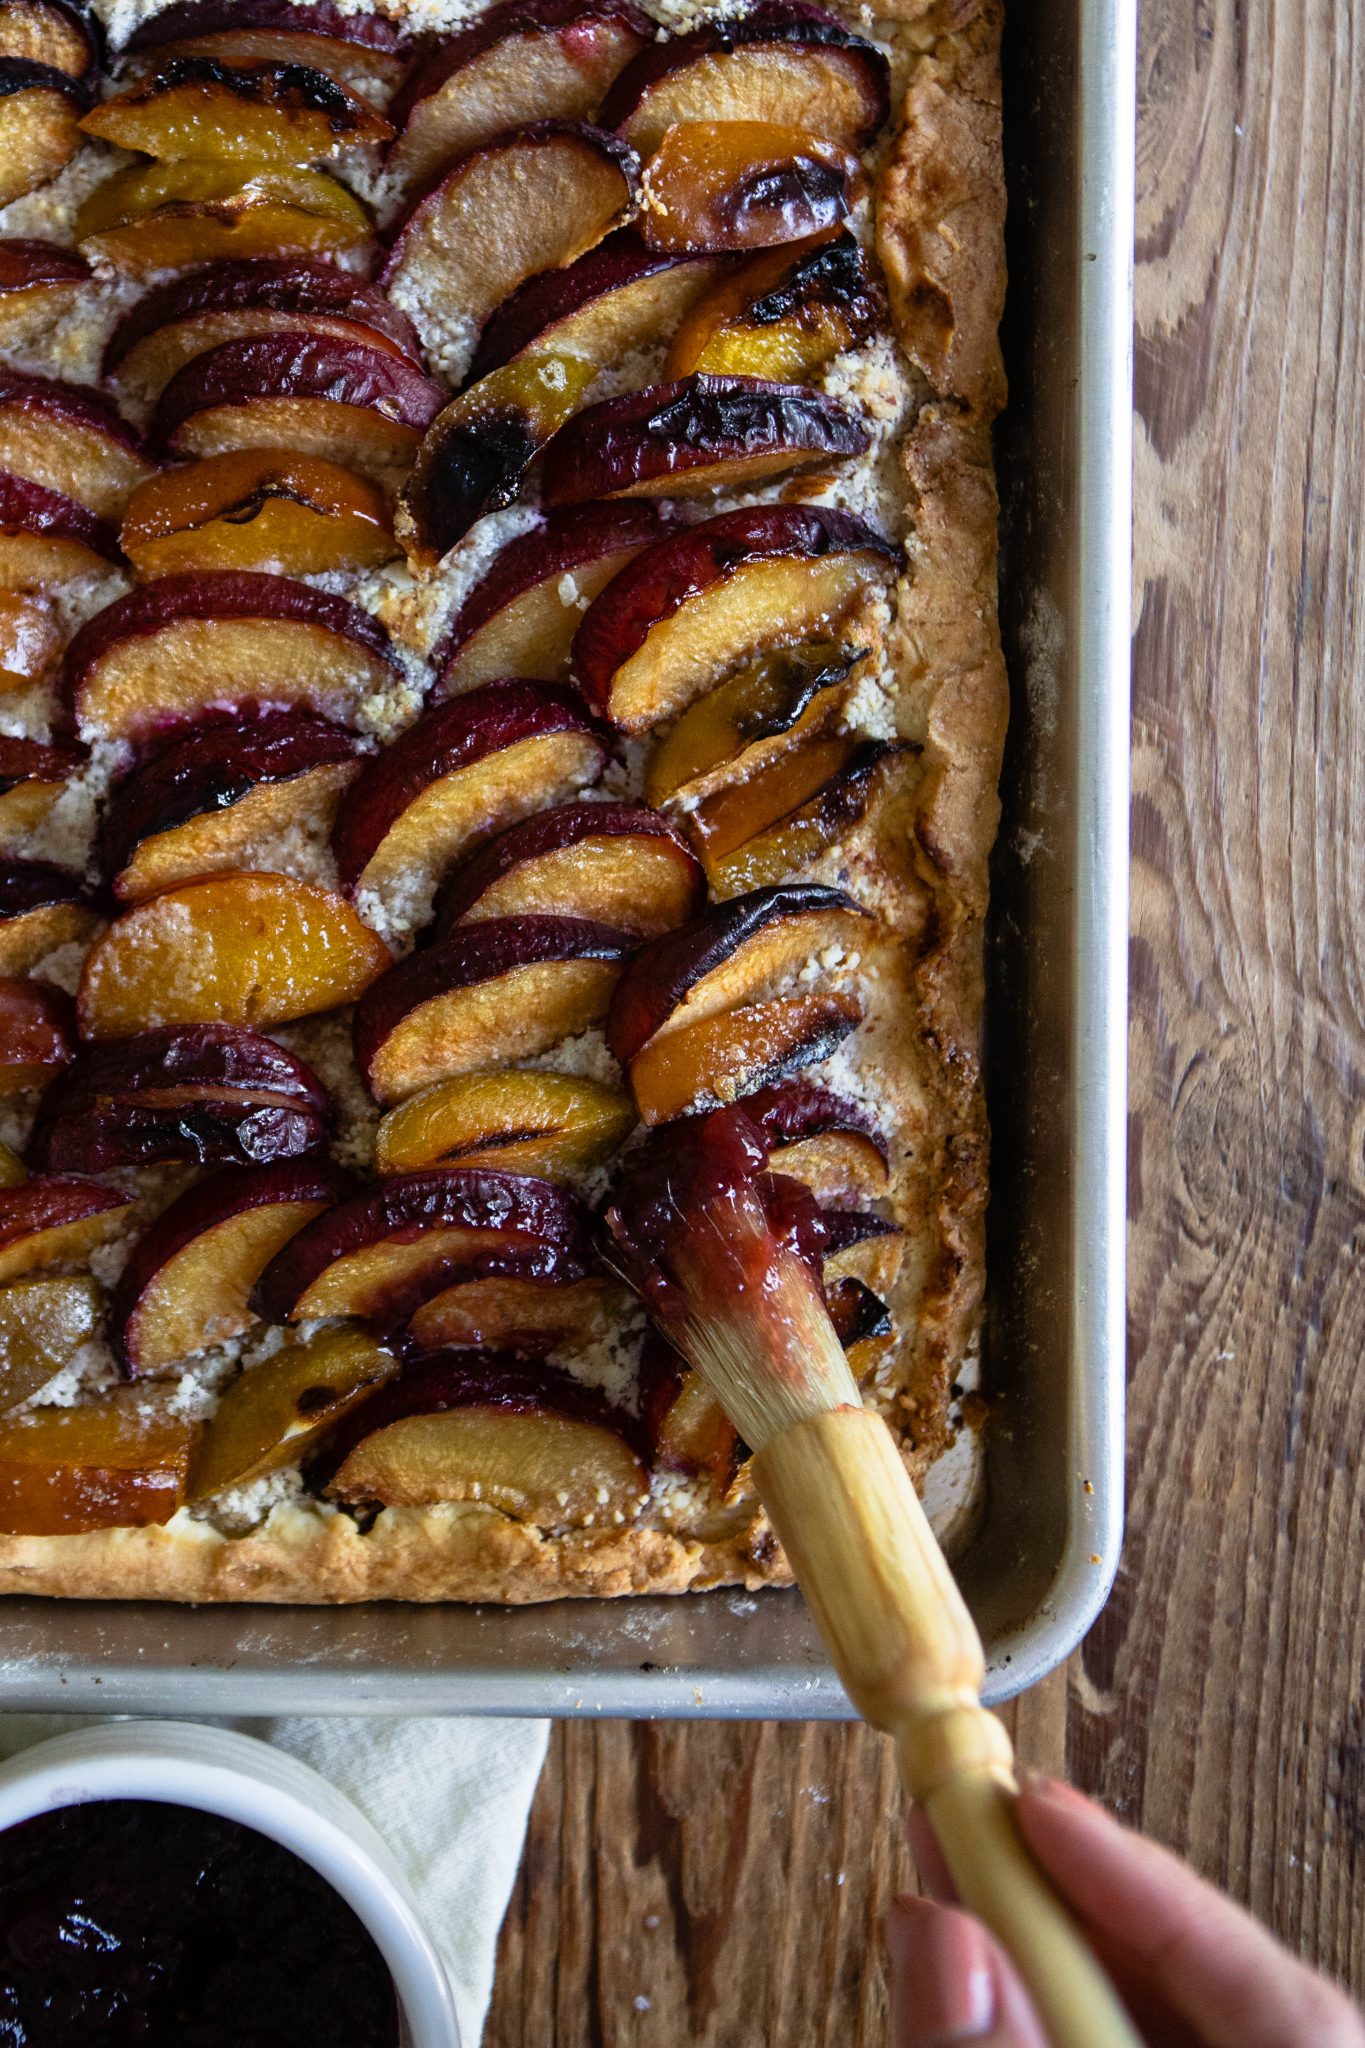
[0,1500,791,1603]
[877,6,1007,419]
[0,0,1008,1605]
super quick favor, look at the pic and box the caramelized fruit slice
[110,757,357,902]
[628,988,860,1124]
[655,1370,742,1487]
[666,230,881,380]
[745,1078,889,1203]
[105,257,422,399]
[398,351,599,568]
[821,1207,903,1298]
[154,334,444,479]
[572,502,897,730]
[387,0,650,195]
[0,472,120,587]
[319,1352,646,1526]
[0,1176,130,1282]
[380,122,638,381]
[102,710,359,903]
[112,1158,346,1375]
[0,57,86,206]
[686,728,863,868]
[29,1021,329,1173]
[645,639,856,806]
[402,1263,620,1355]
[0,237,89,346]
[116,298,429,399]
[0,369,151,521]
[135,40,402,102]
[0,860,99,975]
[436,502,672,694]
[642,117,863,256]
[253,1166,589,1322]
[599,9,890,155]
[467,229,724,383]
[0,769,67,844]
[706,738,900,895]
[62,571,397,743]
[641,122,861,255]
[82,57,391,162]
[188,1323,399,1501]
[355,915,634,1106]
[122,0,408,92]
[436,800,704,937]
[0,974,74,1094]
[0,1394,197,1535]
[0,0,95,80]
[374,1068,634,1178]
[607,881,873,1063]
[332,680,607,901]
[0,589,57,683]
[0,1274,102,1412]
[77,872,391,1040]
[76,158,374,274]
[0,732,85,846]
[121,449,398,580]
[640,1335,740,1487]
[826,1272,893,1377]
[543,374,866,506]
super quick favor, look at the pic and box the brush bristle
[599,1100,862,1451]
[674,1246,861,1453]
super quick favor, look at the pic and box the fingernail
[890,1896,997,2041]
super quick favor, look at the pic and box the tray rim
[0,0,1136,1718]
[976,0,1137,1703]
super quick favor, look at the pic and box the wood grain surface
[485,0,1365,2031]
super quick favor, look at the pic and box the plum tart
[0,0,1005,1602]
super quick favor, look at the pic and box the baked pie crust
[0,0,1005,1602]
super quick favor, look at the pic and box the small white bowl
[0,1720,460,2048]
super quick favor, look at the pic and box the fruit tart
[0,0,1005,1601]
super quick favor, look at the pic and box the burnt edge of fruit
[121,0,410,58]
[0,54,93,103]
[406,414,540,560]
[122,54,368,125]
[747,232,882,331]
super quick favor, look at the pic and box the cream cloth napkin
[0,1711,550,2048]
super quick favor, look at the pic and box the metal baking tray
[0,0,1135,1715]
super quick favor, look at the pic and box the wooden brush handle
[752,1405,1141,2048]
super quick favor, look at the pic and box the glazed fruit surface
[0,0,977,1574]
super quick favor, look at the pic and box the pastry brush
[603,1106,1139,2048]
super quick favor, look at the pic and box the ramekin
[0,1720,460,2048]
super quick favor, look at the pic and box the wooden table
[486,0,1365,2030]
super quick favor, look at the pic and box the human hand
[889,1776,1365,2047]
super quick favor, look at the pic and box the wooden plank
[1083,0,1365,1990]
[486,1683,1068,2044]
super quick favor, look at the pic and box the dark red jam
[0,1797,401,2047]
[602,1102,828,1325]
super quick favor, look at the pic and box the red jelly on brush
[0,1797,400,2046]
[602,1101,829,1320]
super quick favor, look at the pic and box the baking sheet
[0,0,1135,1713]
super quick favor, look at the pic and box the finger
[907,1794,1175,2043]
[887,1895,1050,2048]
[1016,1779,1365,2048]
[907,1804,960,1904]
